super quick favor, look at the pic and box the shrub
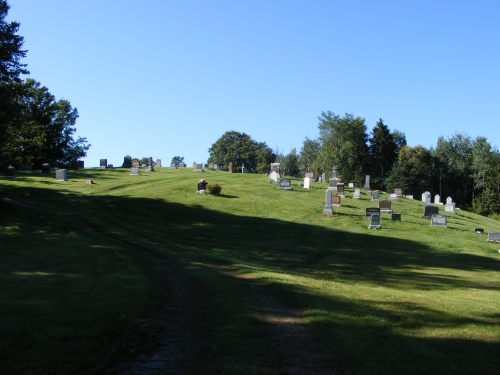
[206,183,222,195]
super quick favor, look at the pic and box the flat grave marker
[368,214,381,229]
[430,214,447,228]
[277,179,293,190]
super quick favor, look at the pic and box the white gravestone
[434,194,442,205]
[269,171,278,184]
[353,188,361,199]
[446,197,453,205]
[304,177,311,189]
[389,193,398,200]
[348,183,354,188]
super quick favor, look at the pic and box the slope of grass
[1,167,499,374]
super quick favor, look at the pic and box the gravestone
[487,232,500,242]
[323,189,333,215]
[434,194,442,205]
[269,171,278,184]
[304,172,315,180]
[304,177,311,189]
[422,191,431,206]
[41,163,51,174]
[146,157,155,172]
[194,163,204,172]
[130,167,139,175]
[193,162,197,167]
[108,164,113,168]
[241,164,246,173]
[156,159,162,167]
[474,228,484,234]
[406,195,413,199]
[214,164,218,170]
[99,159,107,169]
[277,179,293,190]
[328,179,338,191]
[271,163,280,177]
[122,155,132,168]
[368,214,381,229]
[364,207,380,220]
[379,200,392,213]
[170,163,177,169]
[348,182,354,188]
[389,193,398,200]
[430,214,447,227]
[132,160,140,167]
[85,179,93,184]
[364,175,370,190]
[209,163,214,169]
[336,183,345,197]
[391,213,401,221]
[229,162,233,173]
[353,188,361,200]
[445,203,456,214]
[394,188,403,196]
[322,173,326,183]
[421,205,439,219]
[318,176,322,183]
[22,163,32,171]
[55,169,67,181]
[332,195,341,206]
[5,166,15,177]
[446,197,453,205]
[371,191,380,202]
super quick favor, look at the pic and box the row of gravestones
[421,191,456,214]
[4,161,84,177]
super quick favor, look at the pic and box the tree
[368,119,398,190]
[392,130,407,151]
[281,148,300,177]
[315,112,369,186]
[299,137,320,175]
[208,131,272,173]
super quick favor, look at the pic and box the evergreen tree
[368,119,397,190]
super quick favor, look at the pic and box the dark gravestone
[487,232,500,242]
[422,205,439,219]
[332,195,341,206]
[130,167,139,175]
[56,169,67,181]
[368,214,381,229]
[364,207,380,220]
[197,180,208,191]
[108,164,113,168]
[99,159,107,169]
[122,155,132,168]
[5,166,16,177]
[41,163,51,174]
[391,213,401,221]
[474,228,484,234]
[146,157,154,172]
[323,189,333,215]
[277,179,293,190]
[379,200,392,213]
[430,214,447,227]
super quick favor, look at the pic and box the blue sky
[8,0,500,167]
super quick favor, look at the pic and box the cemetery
[1,168,500,375]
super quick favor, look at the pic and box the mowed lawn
[1,167,500,375]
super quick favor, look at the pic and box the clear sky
[7,0,500,167]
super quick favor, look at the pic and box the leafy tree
[255,142,275,174]
[368,119,398,190]
[281,148,300,177]
[171,156,184,165]
[315,112,369,186]
[299,137,320,175]
[471,137,491,192]
[208,131,272,173]
[392,129,407,151]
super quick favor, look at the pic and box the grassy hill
[1,167,499,374]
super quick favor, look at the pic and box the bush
[206,183,222,195]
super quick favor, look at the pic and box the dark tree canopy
[368,119,398,190]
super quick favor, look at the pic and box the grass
[1,167,500,374]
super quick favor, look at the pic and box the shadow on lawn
[3,184,500,375]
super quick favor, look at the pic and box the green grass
[1,167,500,374]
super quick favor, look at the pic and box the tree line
[208,112,500,218]
[0,1,89,171]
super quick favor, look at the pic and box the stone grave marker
[474,228,484,234]
[337,183,345,197]
[389,193,398,200]
[364,207,380,220]
[122,155,132,168]
[446,197,453,205]
[394,188,403,196]
[323,189,333,215]
[269,171,278,184]
[322,173,326,183]
[391,213,401,221]
[430,214,447,227]
[379,200,392,213]
[209,163,214,169]
[99,159,107,169]
[368,214,381,229]
[371,191,379,202]
[41,163,51,174]
[318,176,322,183]
[422,191,431,205]
[5,166,16,177]
[277,179,293,190]
[146,157,155,172]
[130,167,139,175]
[353,188,361,200]
[271,163,280,177]
[434,194,442,205]
[487,232,500,242]
[156,159,162,167]
[56,169,67,181]
[108,164,113,168]
[328,179,338,190]
[85,179,93,184]
[364,175,370,190]
[304,177,311,189]
[348,182,354,188]
[241,164,246,173]
[406,195,414,199]
[304,172,315,180]
[170,163,177,169]
[421,205,439,219]
[194,163,204,172]
[444,203,456,214]
[229,162,233,173]
[332,195,341,206]
[132,160,140,167]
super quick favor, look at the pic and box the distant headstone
[444,203,456,214]
[41,163,51,174]
[446,197,453,205]
[422,205,439,219]
[99,159,107,169]
[371,191,380,202]
[155,159,161,167]
[389,193,398,200]
[318,176,322,183]
[241,164,246,173]
[422,191,431,206]
[348,182,354,188]
[328,179,338,190]
[434,194,441,205]
[271,163,280,177]
[229,162,233,173]
[474,228,484,234]
[430,214,447,227]
[332,195,341,206]
[132,160,140,167]
[364,175,370,190]
[130,167,139,175]
[22,163,32,171]
[364,207,380,219]
[323,189,333,215]
[146,157,155,172]
[56,169,67,181]
[379,200,392,213]
[197,180,208,191]
[394,188,403,196]
[337,183,345,197]
[368,214,381,229]
[85,179,93,184]
[391,213,401,221]
[214,164,218,170]
[406,195,414,199]
[277,179,293,190]
[209,163,214,169]
[304,172,315,180]
[122,155,132,168]
[108,164,113,168]
[269,171,278,184]
[5,166,16,177]
[322,173,326,183]
[304,177,311,189]
[487,232,500,242]
[170,163,177,169]
[194,163,204,172]
[353,188,361,200]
